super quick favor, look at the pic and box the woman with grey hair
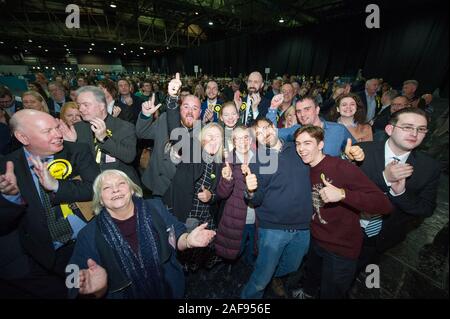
[67,169,216,299]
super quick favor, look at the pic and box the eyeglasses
[234,135,250,142]
[393,125,428,134]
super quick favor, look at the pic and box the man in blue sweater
[240,118,313,299]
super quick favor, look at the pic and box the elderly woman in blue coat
[67,169,216,299]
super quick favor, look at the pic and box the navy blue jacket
[246,142,313,230]
[68,198,186,299]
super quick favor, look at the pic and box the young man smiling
[292,125,392,299]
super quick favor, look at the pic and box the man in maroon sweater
[292,125,392,299]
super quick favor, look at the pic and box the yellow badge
[47,159,72,180]
[240,102,247,111]
[47,159,74,218]
[106,129,113,137]
[214,104,222,113]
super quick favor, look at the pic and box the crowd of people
[0,69,442,299]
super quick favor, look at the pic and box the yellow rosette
[214,104,222,114]
[240,102,247,111]
[47,159,74,218]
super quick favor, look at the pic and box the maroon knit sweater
[310,156,392,259]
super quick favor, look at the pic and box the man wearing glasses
[356,107,441,271]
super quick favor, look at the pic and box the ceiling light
[195,12,199,15]
[0,41,4,44]
[38,45,42,48]
[208,21,213,26]
[52,67,55,70]
[91,43,95,46]
[110,3,117,8]
[139,46,144,50]
[28,39,33,43]
[24,49,28,52]
[120,43,124,46]
[108,50,111,53]
[113,47,117,50]
[143,52,146,55]
[64,44,67,47]
[279,18,285,23]
[45,49,48,52]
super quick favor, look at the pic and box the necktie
[37,183,73,244]
[365,214,383,237]
[245,100,253,127]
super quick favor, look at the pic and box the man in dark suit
[61,86,140,186]
[0,109,99,298]
[356,78,382,123]
[201,80,224,124]
[47,81,71,117]
[236,71,270,127]
[117,79,143,124]
[357,107,441,270]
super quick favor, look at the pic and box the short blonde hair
[92,169,143,215]
[21,90,49,113]
[199,122,224,161]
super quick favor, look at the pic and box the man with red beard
[136,73,201,201]
[0,109,99,298]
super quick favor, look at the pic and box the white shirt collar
[107,100,115,114]
[384,139,410,165]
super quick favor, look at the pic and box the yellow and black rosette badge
[214,104,222,113]
[240,102,247,111]
[47,159,72,180]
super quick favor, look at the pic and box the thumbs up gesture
[198,185,212,203]
[221,162,233,181]
[319,173,345,203]
[168,72,182,97]
[0,161,19,195]
[344,138,365,161]
[243,165,258,193]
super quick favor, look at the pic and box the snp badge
[47,159,73,180]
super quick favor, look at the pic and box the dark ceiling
[0,0,446,59]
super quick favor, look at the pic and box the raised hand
[344,138,365,161]
[186,223,216,248]
[384,161,413,183]
[202,107,214,124]
[78,259,108,298]
[198,185,212,203]
[168,72,182,97]
[28,156,58,192]
[59,119,77,142]
[244,165,257,192]
[90,118,108,142]
[221,162,232,181]
[319,173,344,203]
[250,93,261,111]
[234,90,242,110]
[270,93,284,109]
[0,161,19,195]
[141,94,162,117]
[112,105,122,118]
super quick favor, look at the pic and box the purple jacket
[215,158,257,260]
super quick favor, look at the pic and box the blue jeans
[241,228,310,299]
[239,224,256,266]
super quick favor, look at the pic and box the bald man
[235,72,271,127]
[0,109,99,298]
